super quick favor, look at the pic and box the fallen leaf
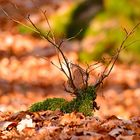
[17,115,35,132]
[0,121,17,131]
[108,127,123,137]
[60,112,85,126]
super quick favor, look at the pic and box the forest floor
[0,33,140,140]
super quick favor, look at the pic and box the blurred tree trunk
[66,0,103,40]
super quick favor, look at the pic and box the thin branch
[124,39,140,49]
[31,0,56,43]
[66,29,83,41]
[94,22,140,88]
[42,10,56,43]
[27,14,77,92]
[2,7,77,92]
[0,7,37,33]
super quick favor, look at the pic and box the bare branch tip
[27,14,31,19]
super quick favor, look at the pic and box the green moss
[61,86,97,116]
[29,86,98,116]
[30,98,68,112]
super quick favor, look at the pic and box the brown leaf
[71,64,88,89]
[17,115,35,132]
[117,135,140,140]
[60,112,85,126]
[0,121,17,131]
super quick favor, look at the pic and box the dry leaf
[108,127,123,137]
[69,64,88,89]
[117,135,140,140]
[17,115,34,132]
[60,112,84,126]
[0,121,17,131]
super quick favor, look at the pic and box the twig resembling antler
[1,6,140,95]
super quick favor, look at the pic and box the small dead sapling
[29,22,140,116]
[1,7,140,116]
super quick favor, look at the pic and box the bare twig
[26,13,78,93]
[0,7,37,33]
[94,23,140,88]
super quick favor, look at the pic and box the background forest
[1,0,140,63]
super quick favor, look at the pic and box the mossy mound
[30,98,68,112]
[61,86,97,116]
[29,86,98,116]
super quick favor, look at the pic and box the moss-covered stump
[61,86,97,116]
[29,86,99,116]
